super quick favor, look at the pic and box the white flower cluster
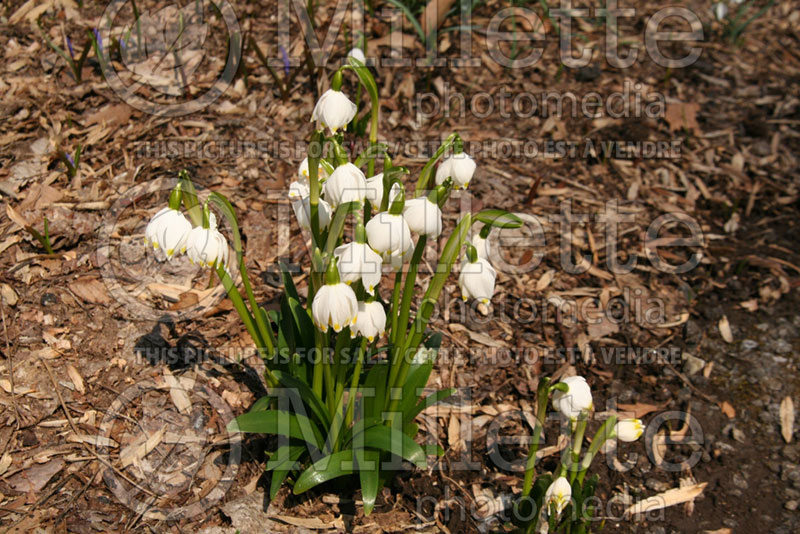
[145,207,229,269]
[293,86,491,337]
[542,375,645,518]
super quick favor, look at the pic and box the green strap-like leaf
[272,370,330,429]
[356,448,380,515]
[354,425,427,468]
[228,410,323,449]
[474,209,523,229]
[267,444,307,499]
[346,56,379,110]
[403,388,456,427]
[293,449,355,494]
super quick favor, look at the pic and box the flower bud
[615,419,645,442]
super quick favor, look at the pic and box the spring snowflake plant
[515,376,645,534]
[144,56,522,514]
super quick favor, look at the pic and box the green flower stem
[331,328,351,409]
[323,332,336,409]
[345,338,369,429]
[324,202,355,260]
[385,214,472,418]
[312,328,325,399]
[392,235,427,369]
[308,131,325,247]
[388,270,404,347]
[577,416,617,485]
[414,132,460,196]
[568,412,589,484]
[239,256,274,358]
[367,98,379,177]
[216,264,276,388]
[522,377,552,498]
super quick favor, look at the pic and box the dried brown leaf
[66,364,85,395]
[624,482,707,518]
[719,401,736,419]
[780,396,795,443]
[718,315,734,343]
[164,369,192,414]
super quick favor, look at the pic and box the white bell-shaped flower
[435,153,476,189]
[472,232,491,258]
[334,241,383,294]
[365,173,384,205]
[298,157,328,184]
[323,162,367,207]
[186,222,229,269]
[292,195,332,230]
[366,211,412,255]
[712,2,728,21]
[311,89,357,133]
[145,207,192,259]
[288,180,309,200]
[544,477,572,516]
[347,47,366,63]
[403,197,442,237]
[458,257,497,304]
[615,419,645,442]
[352,301,386,342]
[384,240,414,271]
[552,376,593,420]
[312,282,358,333]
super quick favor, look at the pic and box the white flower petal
[311,89,357,133]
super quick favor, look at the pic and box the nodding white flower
[352,301,386,342]
[311,89,357,133]
[615,419,645,442]
[544,477,572,516]
[292,196,332,230]
[333,241,383,294]
[323,163,367,207]
[552,376,593,420]
[712,2,728,20]
[403,197,442,237]
[312,282,358,332]
[384,240,414,271]
[347,47,366,63]
[298,157,328,184]
[458,257,497,304]
[186,223,229,268]
[145,207,192,259]
[366,211,412,255]
[435,153,476,189]
[288,180,309,200]
[365,173,384,205]
[472,232,490,258]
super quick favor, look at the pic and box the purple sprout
[120,36,126,51]
[66,36,75,59]
[93,28,102,51]
[65,153,75,167]
[279,45,289,76]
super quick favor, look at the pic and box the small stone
[722,518,738,528]
[773,339,792,354]
[682,352,706,376]
[785,500,798,511]
[742,339,759,351]
[645,479,670,492]
[732,472,749,489]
